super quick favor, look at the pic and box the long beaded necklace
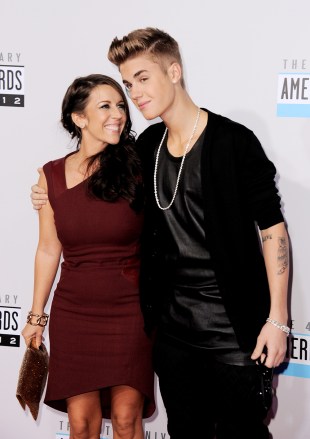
[154,107,201,210]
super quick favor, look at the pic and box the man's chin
[139,109,158,121]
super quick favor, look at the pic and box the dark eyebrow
[133,69,148,78]
[97,99,111,105]
[97,99,125,105]
[123,70,148,84]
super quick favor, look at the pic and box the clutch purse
[16,338,49,420]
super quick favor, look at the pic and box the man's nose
[129,83,143,100]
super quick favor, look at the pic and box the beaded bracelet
[266,317,290,336]
[26,311,49,327]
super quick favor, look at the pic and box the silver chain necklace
[154,107,201,210]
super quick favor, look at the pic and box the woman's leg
[67,390,102,439]
[111,385,144,439]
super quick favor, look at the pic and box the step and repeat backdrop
[1,1,310,438]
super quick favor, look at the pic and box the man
[32,28,289,439]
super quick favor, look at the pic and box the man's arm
[251,221,289,368]
[31,168,48,210]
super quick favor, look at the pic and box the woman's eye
[100,104,110,109]
[118,104,126,111]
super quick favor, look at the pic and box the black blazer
[137,109,284,351]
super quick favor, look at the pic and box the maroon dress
[42,155,155,418]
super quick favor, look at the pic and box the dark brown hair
[61,74,132,145]
[61,74,143,210]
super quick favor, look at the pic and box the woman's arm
[251,221,289,367]
[22,170,62,347]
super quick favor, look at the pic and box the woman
[22,74,155,439]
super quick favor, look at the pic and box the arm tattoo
[262,234,272,243]
[277,237,288,275]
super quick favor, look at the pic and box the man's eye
[140,77,148,83]
[125,84,132,90]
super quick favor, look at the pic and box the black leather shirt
[156,126,253,365]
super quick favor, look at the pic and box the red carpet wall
[1,1,309,438]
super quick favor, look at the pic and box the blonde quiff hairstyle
[108,27,185,88]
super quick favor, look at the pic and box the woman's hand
[21,323,45,349]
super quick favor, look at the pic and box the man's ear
[71,112,87,129]
[168,62,182,84]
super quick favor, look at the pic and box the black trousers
[153,337,271,439]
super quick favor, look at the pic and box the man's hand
[31,168,48,210]
[251,322,287,368]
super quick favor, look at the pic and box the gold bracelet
[27,311,49,327]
